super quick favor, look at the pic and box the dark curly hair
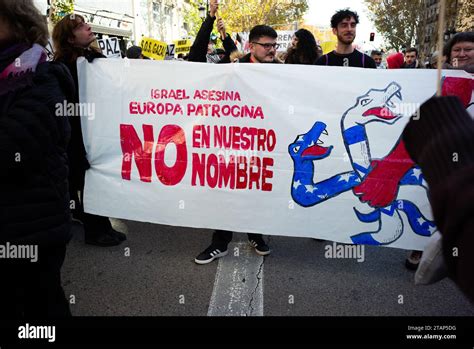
[285,29,320,65]
[330,9,359,29]
[249,25,277,42]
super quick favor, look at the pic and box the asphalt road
[61,218,474,317]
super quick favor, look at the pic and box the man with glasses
[194,25,280,265]
[315,9,376,68]
[237,25,281,63]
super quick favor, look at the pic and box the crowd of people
[1,0,473,318]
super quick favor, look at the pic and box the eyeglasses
[252,42,280,50]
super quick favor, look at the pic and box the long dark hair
[0,0,48,47]
[52,14,100,63]
[285,29,320,65]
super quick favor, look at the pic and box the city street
[1,0,472,347]
[62,219,474,317]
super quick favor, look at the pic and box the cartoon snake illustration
[289,82,436,245]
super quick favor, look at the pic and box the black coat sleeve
[222,34,237,55]
[188,14,216,62]
[218,34,238,64]
[0,62,74,174]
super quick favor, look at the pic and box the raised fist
[210,0,219,18]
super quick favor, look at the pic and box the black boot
[109,228,127,241]
[85,228,123,247]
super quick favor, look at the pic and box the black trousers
[70,179,112,237]
[0,244,71,318]
[212,230,263,249]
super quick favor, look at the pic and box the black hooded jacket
[0,51,75,247]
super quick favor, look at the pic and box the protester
[370,50,385,69]
[0,0,74,317]
[126,45,148,59]
[234,25,281,63]
[386,52,404,69]
[194,24,280,264]
[426,51,442,69]
[313,9,375,243]
[53,14,126,246]
[188,0,237,64]
[443,31,474,72]
[285,28,320,65]
[315,9,376,68]
[402,96,474,303]
[402,47,423,68]
[404,32,474,269]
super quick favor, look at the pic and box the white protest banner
[77,58,472,250]
[277,30,295,52]
[97,37,121,58]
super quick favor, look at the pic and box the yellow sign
[140,37,167,60]
[174,39,192,55]
[320,41,337,54]
[311,26,337,54]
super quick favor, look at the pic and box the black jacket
[188,14,237,64]
[238,53,281,64]
[0,60,75,247]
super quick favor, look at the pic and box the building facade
[418,0,473,60]
[34,0,194,58]
[134,0,191,44]
[36,0,192,45]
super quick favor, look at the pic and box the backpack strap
[325,54,328,65]
[361,51,365,67]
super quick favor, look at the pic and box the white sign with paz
[98,37,121,58]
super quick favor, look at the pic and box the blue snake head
[289,121,333,161]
